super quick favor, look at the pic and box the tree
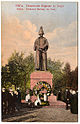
[1,51,35,94]
[70,66,78,90]
[63,62,71,88]
[1,65,11,89]
[7,51,25,90]
[47,58,64,93]
[22,53,35,92]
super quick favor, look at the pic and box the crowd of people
[2,87,78,116]
[2,88,21,115]
[57,89,78,114]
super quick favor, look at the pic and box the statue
[34,26,49,71]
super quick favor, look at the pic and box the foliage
[8,51,25,89]
[63,63,78,90]
[63,62,71,87]
[1,65,12,88]
[70,66,78,90]
[47,58,64,94]
[1,51,35,95]
[47,60,78,94]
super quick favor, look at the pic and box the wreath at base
[33,81,52,97]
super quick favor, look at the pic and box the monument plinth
[30,71,53,90]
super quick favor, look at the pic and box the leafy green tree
[8,51,25,90]
[47,58,64,94]
[1,65,11,89]
[22,53,35,91]
[63,62,71,88]
[1,51,35,94]
[70,66,78,90]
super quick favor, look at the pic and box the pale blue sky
[1,2,77,31]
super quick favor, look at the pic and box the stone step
[43,105,66,108]
[49,101,66,105]
[49,104,66,108]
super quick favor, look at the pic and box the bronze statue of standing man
[34,26,49,71]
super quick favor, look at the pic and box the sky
[1,1,78,70]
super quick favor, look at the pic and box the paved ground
[2,107,78,122]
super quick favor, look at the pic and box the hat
[38,26,44,35]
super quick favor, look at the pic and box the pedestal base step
[48,101,66,108]
[43,105,66,108]
[47,94,66,108]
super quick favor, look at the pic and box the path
[2,107,78,122]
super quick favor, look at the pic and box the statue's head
[38,26,44,36]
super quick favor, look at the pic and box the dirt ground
[2,106,78,122]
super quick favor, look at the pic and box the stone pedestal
[30,71,53,90]
[30,71,66,108]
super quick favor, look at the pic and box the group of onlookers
[57,89,78,114]
[2,88,21,115]
[2,87,78,115]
